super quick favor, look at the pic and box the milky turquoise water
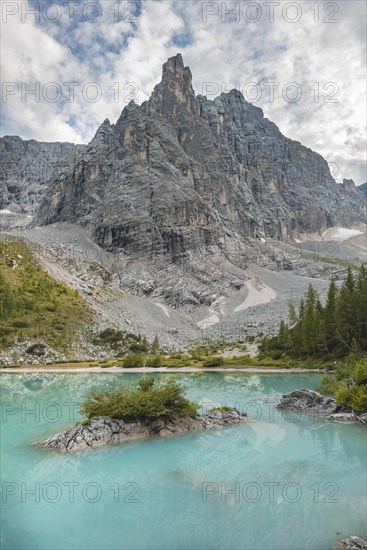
[1,372,366,550]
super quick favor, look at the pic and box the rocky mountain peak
[2,54,365,307]
[341,178,356,193]
[148,53,197,116]
[162,53,193,90]
[224,88,245,100]
[88,118,114,150]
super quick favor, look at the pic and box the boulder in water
[277,389,338,415]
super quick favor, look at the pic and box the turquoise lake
[1,372,366,550]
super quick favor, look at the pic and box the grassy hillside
[0,235,94,353]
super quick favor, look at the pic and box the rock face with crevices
[2,54,365,306]
[0,136,84,227]
[40,409,247,452]
[35,54,365,246]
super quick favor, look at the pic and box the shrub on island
[80,378,199,422]
[209,406,232,412]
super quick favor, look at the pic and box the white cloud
[1,0,366,183]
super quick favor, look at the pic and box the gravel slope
[4,221,366,349]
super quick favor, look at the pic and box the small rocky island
[40,409,247,452]
[39,377,247,452]
[277,389,367,424]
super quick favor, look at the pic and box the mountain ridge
[1,54,365,308]
[34,54,364,238]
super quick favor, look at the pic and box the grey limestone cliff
[0,136,84,227]
[34,54,365,248]
[2,55,365,307]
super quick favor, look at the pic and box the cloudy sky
[1,0,366,184]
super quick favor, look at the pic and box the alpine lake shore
[2,345,366,550]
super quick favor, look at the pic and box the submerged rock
[277,389,339,415]
[334,536,367,550]
[327,413,357,423]
[39,409,247,452]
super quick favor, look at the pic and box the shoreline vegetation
[2,345,366,416]
[0,365,326,373]
[0,341,356,371]
[0,355,333,371]
[260,264,367,413]
[0,352,361,376]
[1,236,366,412]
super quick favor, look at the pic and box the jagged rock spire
[89,118,113,149]
[148,53,198,116]
[161,53,194,92]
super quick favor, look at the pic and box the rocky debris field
[1,219,365,364]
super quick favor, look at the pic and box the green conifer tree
[151,335,160,355]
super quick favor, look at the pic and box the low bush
[12,320,30,328]
[209,406,232,412]
[26,343,46,356]
[320,360,367,412]
[170,352,185,360]
[123,353,145,368]
[80,378,199,421]
[203,356,224,367]
[96,328,124,343]
[166,356,192,368]
[146,355,163,368]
